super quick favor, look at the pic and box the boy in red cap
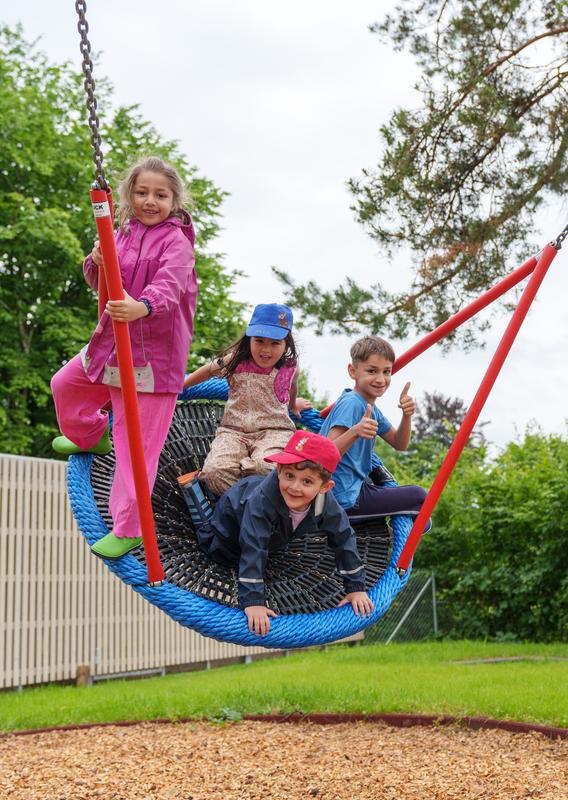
[179,430,374,636]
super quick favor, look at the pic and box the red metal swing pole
[75,3,162,582]
[392,253,539,375]
[90,187,165,584]
[96,189,112,320]
[396,242,559,575]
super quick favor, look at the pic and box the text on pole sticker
[92,201,111,218]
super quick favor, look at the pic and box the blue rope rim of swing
[66,377,415,649]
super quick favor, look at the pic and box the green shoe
[52,427,112,456]
[91,532,142,559]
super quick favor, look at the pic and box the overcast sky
[5,1,568,449]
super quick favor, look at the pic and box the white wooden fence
[0,454,269,689]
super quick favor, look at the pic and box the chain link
[75,0,107,190]
[552,223,568,251]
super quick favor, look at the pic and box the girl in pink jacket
[51,157,198,559]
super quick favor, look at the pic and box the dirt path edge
[2,712,566,740]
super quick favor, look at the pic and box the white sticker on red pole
[92,200,111,218]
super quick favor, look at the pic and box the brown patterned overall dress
[199,365,296,496]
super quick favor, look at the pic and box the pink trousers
[51,354,177,537]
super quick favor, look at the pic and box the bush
[377,427,568,641]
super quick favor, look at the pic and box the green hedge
[377,428,568,641]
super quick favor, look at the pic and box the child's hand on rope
[293,397,314,415]
[398,382,416,417]
[91,239,103,266]
[337,591,374,617]
[245,605,277,637]
[106,291,149,322]
[352,403,378,439]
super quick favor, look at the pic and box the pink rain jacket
[82,212,197,394]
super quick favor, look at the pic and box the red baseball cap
[265,430,341,473]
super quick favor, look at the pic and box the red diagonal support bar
[392,254,538,374]
[396,243,559,574]
[317,254,539,419]
[90,187,164,584]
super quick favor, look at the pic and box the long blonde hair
[117,156,191,228]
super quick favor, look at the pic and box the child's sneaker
[177,471,214,529]
[52,427,112,456]
[91,532,142,559]
[369,464,396,486]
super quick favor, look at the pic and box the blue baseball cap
[246,303,293,340]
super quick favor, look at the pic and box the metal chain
[552,222,568,251]
[75,0,107,190]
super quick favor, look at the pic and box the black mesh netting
[90,400,392,615]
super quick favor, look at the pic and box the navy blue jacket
[196,470,366,609]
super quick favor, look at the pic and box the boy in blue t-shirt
[320,335,428,522]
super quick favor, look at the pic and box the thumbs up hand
[398,382,416,417]
[353,403,379,440]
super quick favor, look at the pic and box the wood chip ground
[1,720,566,799]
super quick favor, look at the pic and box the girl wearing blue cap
[184,303,311,496]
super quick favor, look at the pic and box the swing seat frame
[67,390,414,649]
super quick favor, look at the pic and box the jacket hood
[169,209,195,247]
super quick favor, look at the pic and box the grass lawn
[1,640,567,732]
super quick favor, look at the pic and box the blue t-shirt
[320,389,392,509]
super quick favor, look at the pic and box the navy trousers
[347,480,427,520]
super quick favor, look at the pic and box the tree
[379,423,568,642]
[417,428,568,642]
[0,26,245,457]
[413,391,487,446]
[275,1,568,345]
